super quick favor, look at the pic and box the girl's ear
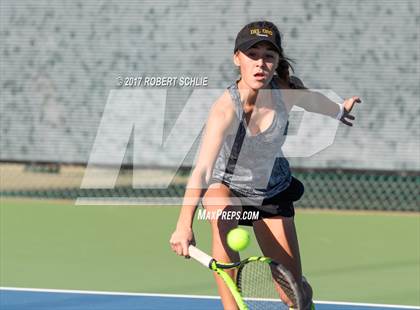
[233,52,240,67]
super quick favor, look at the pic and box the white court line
[1,287,419,309]
[0,287,219,299]
[315,300,420,309]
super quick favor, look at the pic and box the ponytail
[275,46,295,82]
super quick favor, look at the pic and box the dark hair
[275,51,295,81]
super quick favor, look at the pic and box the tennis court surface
[1,199,419,309]
[1,288,419,310]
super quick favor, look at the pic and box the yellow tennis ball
[227,228,250,251]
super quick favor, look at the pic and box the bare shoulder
[208,90,236,128]
[193,90,236,171]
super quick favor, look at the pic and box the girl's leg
[252,214,313,308]
[203,183,241,310]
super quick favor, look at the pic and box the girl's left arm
[282,77,361,126]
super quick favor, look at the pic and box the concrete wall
[1,0,419,170]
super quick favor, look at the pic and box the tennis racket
[188,245,309,310]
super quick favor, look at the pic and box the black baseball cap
[234,21,282,54]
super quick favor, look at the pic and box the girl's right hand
[169,226,195,257]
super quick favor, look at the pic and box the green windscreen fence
[1,162,418,212]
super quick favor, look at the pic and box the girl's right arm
[169,91,235,257]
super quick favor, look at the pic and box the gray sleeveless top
[211,79,292,206]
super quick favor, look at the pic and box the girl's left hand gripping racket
[188,245,310,310]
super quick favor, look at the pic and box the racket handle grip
[188,245,213,268]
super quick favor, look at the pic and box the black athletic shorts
[210,176,305,226]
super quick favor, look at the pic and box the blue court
[1,288,418,310]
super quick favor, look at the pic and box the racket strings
[273,268,296,300]
[237,261,298,310]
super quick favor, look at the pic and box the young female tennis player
[170,21,360,309]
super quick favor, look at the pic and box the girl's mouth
[254,72,266,80]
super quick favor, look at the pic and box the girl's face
[234,42,279,90]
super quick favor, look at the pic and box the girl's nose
[255,57,264,66]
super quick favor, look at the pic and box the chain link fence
[1,162,418,212]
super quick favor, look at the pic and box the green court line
[1,198,419,306]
